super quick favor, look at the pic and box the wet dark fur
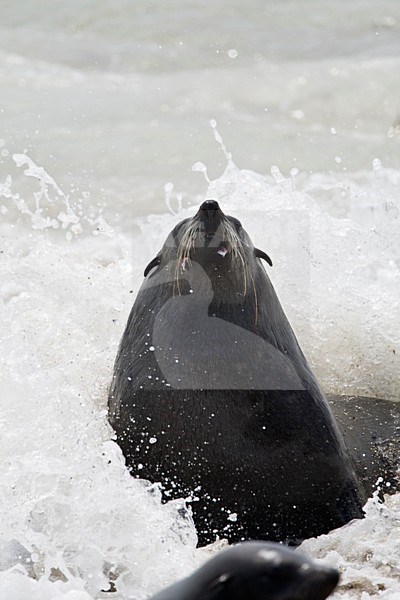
[109,202,364,545]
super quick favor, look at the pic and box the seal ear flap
[144,254,161,277]
[255,248,273,267]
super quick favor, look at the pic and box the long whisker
[222,219,248,296]
[173,217,251,302]
[249,268,258,325]
[173,221,200,294]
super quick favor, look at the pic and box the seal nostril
[200,199,220,212]
[199,199,221,223]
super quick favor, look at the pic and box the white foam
[300,494,400,599]
[0,171,198,598]
[1,147,399,598]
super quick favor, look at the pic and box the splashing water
[0,147,399,599]
[0,156,198,599]
[1,155,114,240]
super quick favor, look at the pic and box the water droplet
[373,158,382,172]
[227,512,238,522]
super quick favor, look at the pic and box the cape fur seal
[108,200,364,545]
[149,541,339,600]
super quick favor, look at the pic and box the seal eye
[229,217,242,231]
[206,573,233,596]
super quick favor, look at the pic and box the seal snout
[199,199,220,213]
[197,200,225,238]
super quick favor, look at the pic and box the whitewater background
[0,1,400,599]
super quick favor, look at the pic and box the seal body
[149,541,339,600]
[109,200,363,545]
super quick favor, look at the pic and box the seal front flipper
[255,247,273,267]
[144,254,161,277]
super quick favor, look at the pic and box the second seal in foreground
[149,541,339,600]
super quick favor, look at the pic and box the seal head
[150,541,340,600]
